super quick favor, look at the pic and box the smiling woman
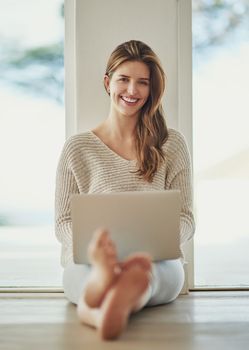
[55,40,195,340]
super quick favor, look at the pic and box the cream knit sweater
[55,128,195,267]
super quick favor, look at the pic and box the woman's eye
[139,81,149,86]
[119,77,128,82]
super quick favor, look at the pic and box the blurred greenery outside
[0,3,64,105]
[0,0,248,227]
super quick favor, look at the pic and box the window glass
[0,0,64,287]
[193,0,249,287]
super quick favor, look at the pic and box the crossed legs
[77,229,152,340]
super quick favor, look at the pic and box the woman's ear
[104,74,110,95]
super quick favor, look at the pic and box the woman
[55,40,195,340]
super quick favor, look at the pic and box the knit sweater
[55,128,195,267]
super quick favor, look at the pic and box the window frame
[176,0,194,291]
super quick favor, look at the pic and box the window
[193,0,249,288]
[0,0,64,288]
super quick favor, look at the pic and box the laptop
[71,190,181,264]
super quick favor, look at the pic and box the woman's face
[105,60,150,119]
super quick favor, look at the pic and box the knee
[147,260,185,306]
[63,263,91,305]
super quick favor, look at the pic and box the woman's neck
[92,114,138,160]
[98,114,136,141]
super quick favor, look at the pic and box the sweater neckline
[88,131,137,164]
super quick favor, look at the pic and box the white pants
[63,259,185,310]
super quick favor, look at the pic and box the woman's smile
[120,95,140,105]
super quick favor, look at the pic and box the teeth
[122,96,138,103]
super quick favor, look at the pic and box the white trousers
[63,259,185,310]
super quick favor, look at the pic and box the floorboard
[0,292,249,350]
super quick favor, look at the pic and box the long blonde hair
[105,40,168,182]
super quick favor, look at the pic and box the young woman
[55,40,195,340]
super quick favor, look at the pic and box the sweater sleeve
[54,137,79,267]
[165,131,195,247]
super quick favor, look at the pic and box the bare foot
[77,255,152,339]
[84,228,121,308]
[99,264,150,340]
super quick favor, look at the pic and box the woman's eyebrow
[118,74,150,80]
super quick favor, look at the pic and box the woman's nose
[127,82,137,95]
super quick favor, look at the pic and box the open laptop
[71,190,181,264]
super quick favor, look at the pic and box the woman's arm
[165,130,195,247]
[55,137,79,266]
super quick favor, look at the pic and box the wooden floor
[0,291,249,350]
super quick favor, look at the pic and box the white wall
[64,0,193,290]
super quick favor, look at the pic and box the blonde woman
[55,40,195,340]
